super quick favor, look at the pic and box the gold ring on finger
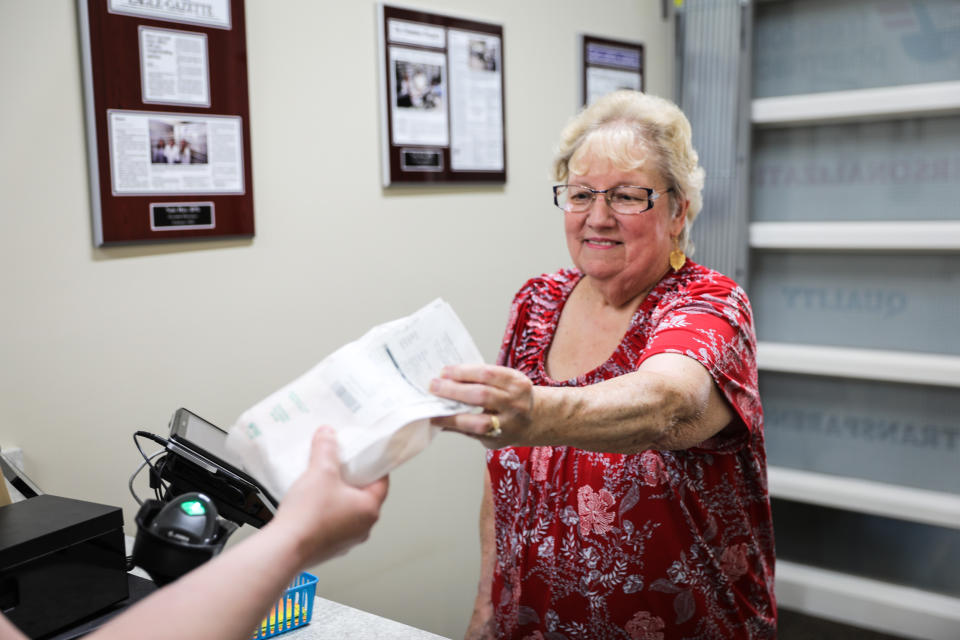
[486,415,502,438]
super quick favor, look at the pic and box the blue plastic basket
[252,571,318,639]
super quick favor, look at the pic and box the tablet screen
[170,409,245,473]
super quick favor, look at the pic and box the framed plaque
[78,0,254,245]
[581,35,644,106]
[378,4,507,186]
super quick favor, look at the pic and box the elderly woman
[431,91,775,639]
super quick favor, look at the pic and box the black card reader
[158,408,277,528]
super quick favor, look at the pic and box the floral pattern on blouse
[487,261,776,639]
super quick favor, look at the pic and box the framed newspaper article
[378,4,506,186]
[581,35,644,107]
[78,0,254,245]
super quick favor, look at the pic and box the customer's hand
[430,364,535,447]
[271,427,389,566]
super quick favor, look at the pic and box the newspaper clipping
[447,29,504,171]
[108,110,244,195]
[139,26,210,107]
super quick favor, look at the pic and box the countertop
[282,597,449,639]
[124,536,447,639]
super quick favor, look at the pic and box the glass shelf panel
[762,372,960,493]
[749,251,960,355]
[754,0,960,98]
[751,115,960,223]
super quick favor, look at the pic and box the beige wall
[0,1,674,636]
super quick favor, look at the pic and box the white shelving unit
[756,342,960,388]
[750,221,960,251]
[750,81,960,257]
[752,81,960,127]
[768,466,960,531]
[776,561,960,640]
[749,21,960,638]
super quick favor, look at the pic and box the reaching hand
[429,364,535,447]
[271,427,389,566]
[0,428,389,640]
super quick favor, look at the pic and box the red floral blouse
[487,261,776,639]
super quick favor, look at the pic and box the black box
[0,495,128,638]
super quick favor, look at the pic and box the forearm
[465,470,496,640]
[528,370,707,454]
[18,428,385,640]
[474,471,496,605]
[87,523,304,640]
[431,357,730,453]
[0,612,28,640]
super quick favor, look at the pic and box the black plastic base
[131,500,236,586]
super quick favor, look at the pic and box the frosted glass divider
[776,560,960,640]
[768,466,960,530]
[750,221,960,250]
[757,342,960,388]
[752,81,960,127]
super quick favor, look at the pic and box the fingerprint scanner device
[150,492,218,544]
[0,495,128,638]
[160,408,277,528]
[132,491,236,586]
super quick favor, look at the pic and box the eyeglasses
[552,184,673,215]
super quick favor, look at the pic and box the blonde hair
[552,90,705,252]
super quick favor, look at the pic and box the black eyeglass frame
[552,184,674,215]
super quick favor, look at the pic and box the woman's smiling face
[563,154,684,301]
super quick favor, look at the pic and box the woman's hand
[429,364,535,446]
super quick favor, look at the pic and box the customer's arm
[88,426,388,640]
[464,469,496,640]
[431,353,734,454]
[0,612,25,639]
[88,426,387,640]
[0,428,388,640]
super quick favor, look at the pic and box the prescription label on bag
[226,299,483,495]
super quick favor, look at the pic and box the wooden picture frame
[78,0,254,245]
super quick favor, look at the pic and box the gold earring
[669,237,686,272]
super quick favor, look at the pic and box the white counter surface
[125,536,447,639]
[283,597,449,639]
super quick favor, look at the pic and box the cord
[128,448,165,506]
[129,431,169,505]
